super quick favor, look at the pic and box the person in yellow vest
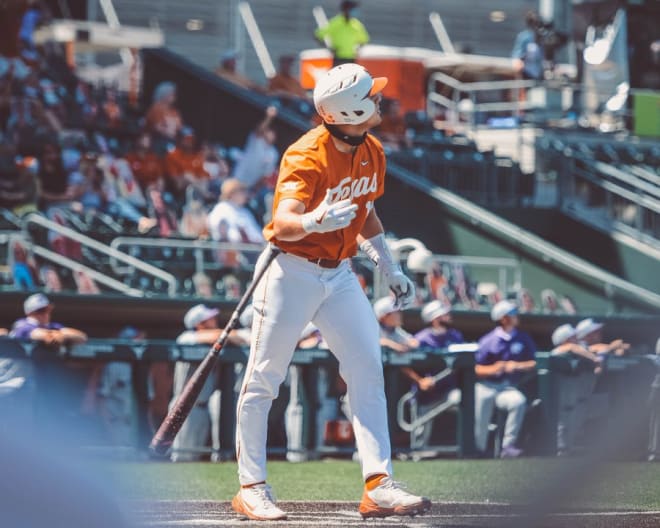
[315,1,370,66]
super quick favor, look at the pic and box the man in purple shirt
[474,300,536,458]
[10,293,87,346]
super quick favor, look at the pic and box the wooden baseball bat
[149,246,281,455]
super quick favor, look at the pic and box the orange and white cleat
[359,477,431,519]
[231,483,287,521]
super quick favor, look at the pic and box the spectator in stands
[11,240,38,290]
[37,136,71,210]
[164,127,209,201]
[267,55,309,100]
[474,300,536,458]
[425,261,451,304]
[146,186,178,237]
[10,293,87,346]
[374,98,406,150]
[124,133,165,192]
[171,304,247,462]
[207,178,264,244]
[101,156,158,234]
[408,300,464,449]
[0,150,39,216]
[215,50,263,92]
[516,288,536,313]
[232,106,279,189]
[94,326,143,446]
[540,288,561,313]
[576,318,630,357]
[511,10,544,81]
[550,323,602,456]
[99,88,122,130]
[145,81,183,146]
[315,1,370,66]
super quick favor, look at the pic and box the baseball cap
[373,296,398,320]
[421,300,451,323]
[23,293,51,315]
[575,318,603,340]
[184,304,219,330]
[551,324,577,346]
[490,300,518,322]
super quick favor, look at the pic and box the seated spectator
[101,156,157,233]
[0,150,39,216]
[145,81,183,145]
[170,304,247,462]
[164,127,209,200]
[124,133,165,192]
[11,240,38,290]
[37,137,71,210]
[215,50,263,92]
[474,300,536,458]
[550,324,601,456]
[540,289,560,314]
[99,88,123,130]
[207,178,265,244]
[231,106,279,189]
[267,55,309,100]
[516,288,536,313]
[146,186,178,237]
[180,196,208,239]
[10,293,87,346]
[576,318,630,357]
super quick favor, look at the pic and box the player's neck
[327,123,369,152]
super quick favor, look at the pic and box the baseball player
[474,300,537,458]
[171,304,247,462]
[232,64,430,521]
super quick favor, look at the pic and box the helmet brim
[369,77,388,96]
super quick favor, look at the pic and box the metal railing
[5,234,143,296]
[109,237,265,277]
[560,161,660,243]
[426,71,539,130]
[23,213,178,296]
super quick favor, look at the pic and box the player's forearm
[359,208,384,240]
[475,362,504,377]
[272,212,308,241]
[60,327,88,344]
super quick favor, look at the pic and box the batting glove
[301,189,358,234]
[384,268,416,309]
[360,233,416,309]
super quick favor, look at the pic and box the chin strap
[324,123,367,146]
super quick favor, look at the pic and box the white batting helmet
[313,64,387,125]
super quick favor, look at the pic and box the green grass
[108,459,660,510]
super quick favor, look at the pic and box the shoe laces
[378,477,409,494]
[248,483,278,508]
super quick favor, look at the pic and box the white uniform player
[231,64,431,521]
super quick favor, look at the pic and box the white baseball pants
[474,381,527,453]
[236,250,392,484]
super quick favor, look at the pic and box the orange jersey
[263,125,386,261]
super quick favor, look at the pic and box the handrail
[387,164,660,311]
[238,1,276,79]
[572,166,660,214]
[591,161,660,201]
[23,213,178,296]
[7,235,143,296]
[428,12,456,54]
